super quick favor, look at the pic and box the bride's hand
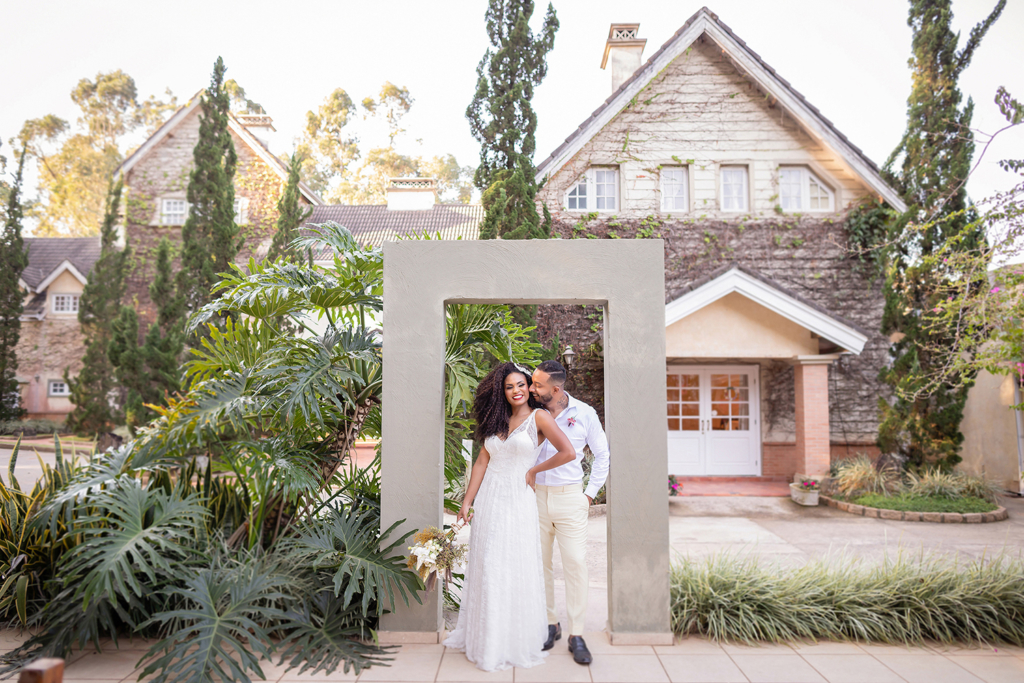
[525,468,537,491]
[457,506,473,525]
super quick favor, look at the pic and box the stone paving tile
[719,642,795,656]
[64,649,146,680]
[588,654,670,683]
[729,654,826,683]
[936,655,1024,683]
[653,637,725,655]
[513,653,592,682]
[787,641,866,656]
[434,650,513,681]
[355,652,442,682]
[873,654,983,683]
[582,631,656,655]
[658,654,747,683]
[856,643,941,656]
[800,654,905,683]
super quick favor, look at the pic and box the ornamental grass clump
[907,469,1000,503]
[832,455,900,498]
[671,552,1024,645]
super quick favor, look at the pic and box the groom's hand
[586,495,593,506]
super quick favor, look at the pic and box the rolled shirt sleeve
[583,409,610,500]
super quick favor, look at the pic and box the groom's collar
[561,392,581,418]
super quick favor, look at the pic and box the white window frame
[234,197,250,225]
[160,198,188,225]
[48,380,70,397]
[51,293,79,314]
[564,167,619,212]
[778,166,834,212]
[720,165,749,212]
[660,166,689,213]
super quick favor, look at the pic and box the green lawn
[853,492,998,514]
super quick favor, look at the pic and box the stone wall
[15,317,86,420]
[535,213,889,446]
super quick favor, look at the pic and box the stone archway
[380,239,671,645]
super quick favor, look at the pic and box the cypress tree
[66,177,129,433]
[468,0,558,240]
[108,306,150,432]
[141,238,184,399]
[878,0,1005,469]
[176,56,239,329]
[0,146,28,421]
[267,153,311,263]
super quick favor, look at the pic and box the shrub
[905,469,1000,503]
[671,552,1024,645]
[832,455,900,498]
[0,419,69,436]
[853,493,997,514]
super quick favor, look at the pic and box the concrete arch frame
[380,239,671,645]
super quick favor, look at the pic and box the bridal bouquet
[407,524,468,592]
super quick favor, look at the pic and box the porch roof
[665,265,870,354]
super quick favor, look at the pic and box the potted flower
[669,475,682,496]
[790,478,819,506]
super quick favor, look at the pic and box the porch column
[792,355,838,479]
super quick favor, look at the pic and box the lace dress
[443,410,548,671]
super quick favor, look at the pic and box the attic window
[566,168,618,212]
[51,294,79,314]
[720,166,748,212]
[779,167,834,211]
[161,199,188,225]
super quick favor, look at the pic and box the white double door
[666,365,761,476]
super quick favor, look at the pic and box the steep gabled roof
[536,6,905,212]
[115,92,323,205]
[21,237,101,292]
[302,204,483,258]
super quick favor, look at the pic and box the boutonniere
[567,417,577,427]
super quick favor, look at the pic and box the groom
[531,360,609,666]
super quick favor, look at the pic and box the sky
[3,0,1023,216]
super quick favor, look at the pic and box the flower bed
[854,493,997,514]
[821,494,1008,523]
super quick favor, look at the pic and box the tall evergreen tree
[267,154,312,263]
[142,237,184,399]
[108,306,151,433]
[66,177,130,433]
[878,0,1005,469]
[0,146,28,421]
[176,57,239,329]
[468,0,558,240]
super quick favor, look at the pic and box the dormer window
[661,167,688,212]
[779,167,834,211]
[161,199,188,225]
[720,166,748,212]
[566,168,618,212]
[51,294,79,314]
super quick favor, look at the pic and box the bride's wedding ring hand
[457,506,473,525]
[525,468,537,491]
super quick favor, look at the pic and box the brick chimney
[236,114,276,148]
[601,24,647,94]
[386,178,438,211]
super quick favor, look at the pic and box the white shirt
[534,393,610,499]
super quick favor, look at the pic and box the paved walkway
[3,497,1022,682]
[4,632,1024,682]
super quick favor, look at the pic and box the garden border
[820,494,1009,523]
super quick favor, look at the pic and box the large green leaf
[62,483,208,608]
[139,566,288,683]
[285,506,421,616]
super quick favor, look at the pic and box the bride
[444,362,575,671]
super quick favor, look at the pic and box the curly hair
[473,362,543,442]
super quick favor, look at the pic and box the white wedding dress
[443,409,548,671]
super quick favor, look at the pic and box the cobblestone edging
[820,495,1009,523]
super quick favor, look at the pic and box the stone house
[533,8,908,482]
[114,95,323,330]
[16,237,101,421]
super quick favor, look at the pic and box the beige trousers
[536,483,589,636]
